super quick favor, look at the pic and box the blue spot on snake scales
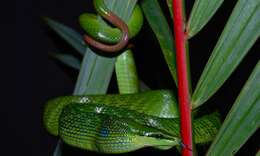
[100,127,109,137]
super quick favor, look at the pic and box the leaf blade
[44,17,86,55]
[206,61,260,156]
[73,48,115,95]
[51,53,81,70]
[187,0,225,38]
[166,0,173,18]
[192,0,260,108]
[141,0,177,85]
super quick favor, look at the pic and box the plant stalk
[172,0,193,156]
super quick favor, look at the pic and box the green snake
[44,0,221,154]
[79,0,143,52]
[44,90,221,153]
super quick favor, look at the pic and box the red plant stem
[172,0,193,156]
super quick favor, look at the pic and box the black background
[2,0,258,155]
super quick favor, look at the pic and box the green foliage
[166,0,173,18]
[44,17,86,55]
[206,61,260,156]
[44,0,259,155]
[141,0,177,85]
[74,49,115,95]
[187,0,225,38]
[192,0,260,108]
[50,53,81,70]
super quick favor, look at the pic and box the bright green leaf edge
[192,0,260,108]
[206,61,260,156]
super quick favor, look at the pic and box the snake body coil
[44,90,221,153]
[44,1,221,154]
[79,0,143,52]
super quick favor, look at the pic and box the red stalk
[172,0,193,156]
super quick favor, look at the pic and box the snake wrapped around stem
[44,0,221,154]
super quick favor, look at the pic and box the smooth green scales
[44,0,221,154]
[79,0,143,44]
[44,90,221,153]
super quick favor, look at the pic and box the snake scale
[44,0,221,154]
[44,90,221,153]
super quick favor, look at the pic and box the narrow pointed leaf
[187,0,225,38]
[192,0,260,108]
[52,1,138,155]
[44,17,86,55]
[166,0,173,18]
[206,61,260,156]
[53,140,62,156]
[51,53,81,70]
[141,0,177,85]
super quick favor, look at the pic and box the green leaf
[141,0,177,85]
[73,49,115,95]
[51,53,81,70]
[166,0,173,18]
[53,140,62,156]
[187,0,224,38]
[206,61,260,156]
[44,17,86,55]
[192,0,260,108]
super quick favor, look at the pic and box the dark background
[1,0,258,155]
